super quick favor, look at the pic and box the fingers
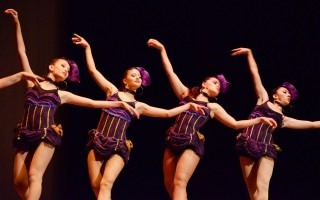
[4,9,17,16]
[125,105,140,119]
[198,108,205,115]
[36,75,45,81]
[132,108,140,119]
[33,79,41,87]
[147,38,161,48]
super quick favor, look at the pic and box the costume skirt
[236,133,280,160]
[13,124,63,151]
[165,128,205,158]
[87,129,133,164]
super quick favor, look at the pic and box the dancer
[72,34,206,200]
[147,39,278,200]
[5,8,143,200]
[231,47,320,200]
[0,71,43,89]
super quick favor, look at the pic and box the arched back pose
[5,9,141,200]
[231,47,320,200]
[72,34,205,200]
[147,39,278,200]
[0,71,43,89]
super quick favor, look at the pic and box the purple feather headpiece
[278,82,299,100]
[67,59,80,83]
[215,74,230,94]
[135,66,151,87]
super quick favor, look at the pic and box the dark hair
[120,66,151,90]
[50,58,80,83]
[272,82,299,100]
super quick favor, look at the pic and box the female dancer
[231,47,320,200]
[147,39,278,200]
[0,71,43,89]
[72,34,205,200]
[5,8,142,200]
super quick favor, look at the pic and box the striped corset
[170,97,210,135]
[95,110,131,140]
[20,87,60,130]
[242,101,283,145]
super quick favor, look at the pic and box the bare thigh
[174,149,200,183]
[163,148,178,182]
[87,150,104,186]
[28,142,55,178]
[14,151,32,186]
[101,154,125,184]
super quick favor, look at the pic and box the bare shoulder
[57,90,72,104]
[207,102,220,111]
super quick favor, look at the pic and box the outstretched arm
[147,39,189,100]
[72,33,117,96]
[5,9,34,87]
[135,102,205,118]
[282,116,320,129]
[209,103,277,129]
[58,90,140,118]
[231,48,269,105]
[0,71,44,89]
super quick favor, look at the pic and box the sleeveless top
[164,96,211,158]
[241,101,283,145]
[93,92,136,140]
[14,86,62,151]
[87,92,136,163]
[169,96,211,135]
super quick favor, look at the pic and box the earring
[57,81,68,90]
[283,104,292,114]
[136,86,144,96]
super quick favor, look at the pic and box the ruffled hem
[165,128,205,158]
[236,134,280,160]
[13,124,63,151]
[86,129,132,164]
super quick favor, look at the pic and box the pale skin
[0,71,43,89]
[147,39,278,200]
[5,8,142,200]
[72,33,206,200]
[231,47,320,200]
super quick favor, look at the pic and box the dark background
[1,0,320,199]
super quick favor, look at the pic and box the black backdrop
[1,0,320,199]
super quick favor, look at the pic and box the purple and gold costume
[86,93,135,164]
[236,101,283,160]
[165,96,210,158]
[13,87,62,151]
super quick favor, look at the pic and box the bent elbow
[230,123,243,130]
[231,125,239,130]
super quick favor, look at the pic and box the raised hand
[4,9,19,24]
[231,47,252,56]
[147,38,165,51]
[72,33,90,48]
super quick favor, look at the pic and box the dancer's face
[123,68,142,90]
[202,77,220,97]
[273,87,291,106]
[49,59,70,82]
